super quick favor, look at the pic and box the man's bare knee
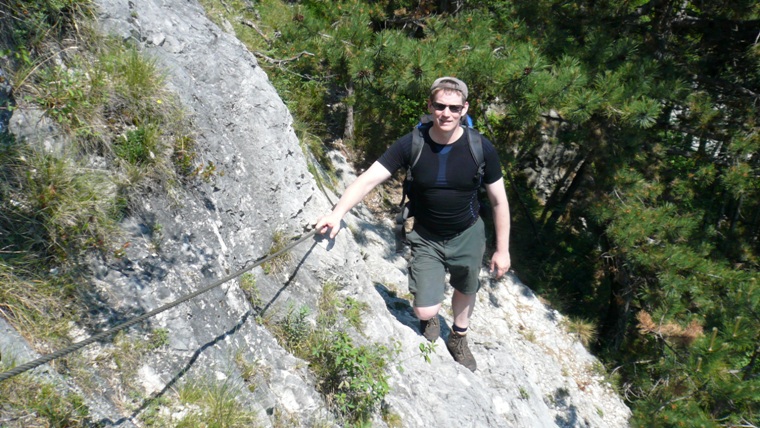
[414,304,441,320]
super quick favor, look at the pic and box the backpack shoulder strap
[399,126,425,207]
[395,126,426,252]
[465,128,485,183]
[410,126,425,170]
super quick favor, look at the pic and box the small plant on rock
[309,331,392,423]
[262,230,293,275]
[563,317,597,348]
[0,353,92,427]
[175,375,259,428]
[239,272,263,308]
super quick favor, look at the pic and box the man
[315,77,511,371]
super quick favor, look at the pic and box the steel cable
[0,228,318,383]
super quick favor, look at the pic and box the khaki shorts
[407,218,486,307]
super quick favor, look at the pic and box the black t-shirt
[378,127,503,238]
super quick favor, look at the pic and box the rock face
[1,0,632,426]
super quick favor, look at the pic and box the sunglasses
[431,101,464,114]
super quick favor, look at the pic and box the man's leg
[447,291,478,371]
[447,218,484,331]
[451,290,476,329]
[406,228,446,342]
[417,290,475,344]
[444,219,484,372]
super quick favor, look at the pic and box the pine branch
[694,74,760,103]
[539,150,587,226]
[252,51,314,65]
[664,123,736,152]
[742,345,760,381]
[620,0,669,20]
[669,16,760,41]
[379,14,430,31]
[240,19,271,45]
[655,390,698,414]
[726,417,758,428]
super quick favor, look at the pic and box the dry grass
[562,317,598,348]
[0,264,79,346]
[262,230,294,275]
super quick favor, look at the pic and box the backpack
[393,118,486,253]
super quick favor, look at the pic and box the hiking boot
[420,316,440,342]
[446,332,477,372]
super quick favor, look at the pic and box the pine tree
[486,0,760,424]
[237,1,759,423]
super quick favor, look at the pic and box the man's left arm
[485,178,511,278]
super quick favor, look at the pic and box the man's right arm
[315,161,393,238]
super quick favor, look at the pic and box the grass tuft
[0,352,92,427]
[175,376,260,428]
[262,230,294,275]
[563,317,597,348]
[114,124,161,165]
[239,272,263,308]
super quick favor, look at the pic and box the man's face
[428,90,468,133]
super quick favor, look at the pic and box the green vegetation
[562,317,597,348]
[312,331,390,424]
[381,407,403,428]
[0,0,204,351]
[0,131,121,267]
[0,352,91,427]
[108,329,169,376]
[262,230,294,275]
[114,124,162,165]
[0,263,83,346]
[317,281,370,332]
[0,1,205,422]
[518,387,530,400]
[239,272,264,308]
[139,374,261,427]
[1,0,198,255]
[417,341,436,364]
[233,349,262,391]
[270,285,394,425]
[174,376,260,428]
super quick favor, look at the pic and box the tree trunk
[437,0,452,13]
[600,245,637,351]
[343,80,355,142]
[545,156,589,229]
[751,204,760,242]
[540,150,589,227]
[729,194,743,235]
